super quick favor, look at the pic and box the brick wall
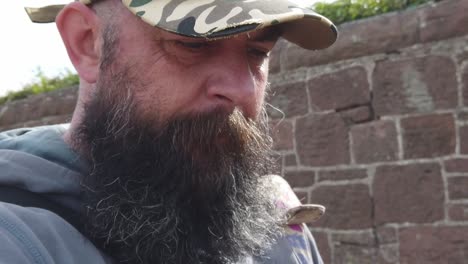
[267,0,468,263]
[0,0,467,263]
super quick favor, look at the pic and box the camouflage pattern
[26,0,337,50]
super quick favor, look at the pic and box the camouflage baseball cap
[26,0,338,50]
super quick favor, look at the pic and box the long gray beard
[75,83,283,264]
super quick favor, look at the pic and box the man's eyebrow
[248,28,282,42]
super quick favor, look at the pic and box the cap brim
[25,0,338,50]
[125,0,337,50]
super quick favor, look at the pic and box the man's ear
[56,2,102,84]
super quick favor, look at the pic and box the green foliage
[314,0,439,25]
[0,68,79,105]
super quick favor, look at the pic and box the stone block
[376,227,397,244]
[448,204,468,221]
[401,113,455,159]
[351,120,398,164]
[332,231,378,264]
[294,190,309,204]
[310,184,372,229]
[308,67,370,111]
[283,7,420,69]
[373,56,458,116]
[318,168,367,182]
[267,81,308,119]
[284,170,315,188]
[463,65,468,107]
[270,119,294,151]
[283,153,297,167]
[444,158,468,173]
[419,0,468,43]
[373,163,444,225]
[295,113,350,166]
[339,105,373,125]
[311,231,331,264]
[460,126,468,154]
[400,226,468,264]
[448,176,468,200]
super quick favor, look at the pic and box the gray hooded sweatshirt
[0,125,322,264]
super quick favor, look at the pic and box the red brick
[419,0,468,43]
[284,8,420,69]
[448,176,468,200]
[339,105,373,125]
[318,168,367,182]
[401,114,455,159]
[400,226,468,264]
[295,113,350,166]
[311,231,331,264]
[331,231,398,264]
[351,120,398,164]
[463,65,468,107]
[310,184,372,229]
[374,163,444,225]
[444,158,468,173]
[460,126,468,154]
[283,153,297,167]
[284,170,315,188]
[457,109,468,121]
[376,227,397,244]
[270,119,294,151]
[267,82,308,119]
[294,190,309,204]
[448,204,468,221]
[373,56,458,116]
[308,67,370,111]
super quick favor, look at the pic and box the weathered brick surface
[294,190,309,204]
[296,113,349,166]
[317,168,367,182]
[312,231,331,264]
[401,114,456,159]
[400,226,468,264]
[310,184,372,229]
[308,67,370,111]
[339,105,373,125]
[351,120,398,164]
[459,125,468,154]
[332,231,378,264]
[448,204,468,221]
[284,170,315,188]
[373,163,444,224]
[284,7,420,69]
[444,158,468,173]
[283,153,297,167]
[270,119,294,151]
[0,86,77,129]
[267,81,308,119]
[448,176,468,200]
[463,65,468,106]
[419,0,468,43]
[373,56,458,116]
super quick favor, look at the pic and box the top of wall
[270,0,468,73]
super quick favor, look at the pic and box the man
[0,0,337,263]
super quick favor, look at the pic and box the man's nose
[204,48,258,115]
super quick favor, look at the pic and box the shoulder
[0,202,111,264]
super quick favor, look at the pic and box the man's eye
[248,47,270,59]
[176,41,208,51]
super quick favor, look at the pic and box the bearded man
[0,0,337,263]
